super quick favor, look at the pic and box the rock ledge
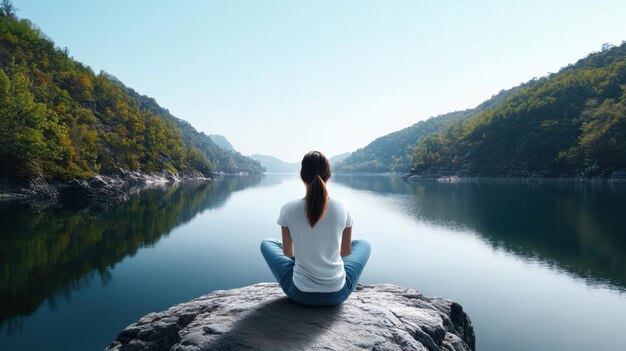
[106,283,475,351]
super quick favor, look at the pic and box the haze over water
[1,174,625,350]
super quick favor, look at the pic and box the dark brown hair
[300,151,331,227]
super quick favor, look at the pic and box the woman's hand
[340,227,352,257]
[281,226,295,258]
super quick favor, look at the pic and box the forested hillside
[334,87,520,173]
[0,12,262,180]
[411,43,626,178]
[127,90,264,174]
[208,134,235,152]
[250,154,299,173]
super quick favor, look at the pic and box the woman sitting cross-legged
[260,151,371,306]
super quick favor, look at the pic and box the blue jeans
[260,238,371,306]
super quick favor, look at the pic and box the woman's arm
[340,227,352,257]
[281,226,294,258]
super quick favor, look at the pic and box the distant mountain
[208,134,235,152]
[410,43,626,178]
[329,152,351,166]
[250,154,299,173]
[335,87,519,173]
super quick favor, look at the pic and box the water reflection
[0,176,262,333]
[332,174,412,195]
[333,175,626,291]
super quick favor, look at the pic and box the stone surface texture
[106,283,475,351]
[0,170,208,201]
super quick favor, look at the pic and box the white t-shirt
[277,198,354,293]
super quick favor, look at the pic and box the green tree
[185,147,213,176]
[0,69,64,177]
[0,0,17,17]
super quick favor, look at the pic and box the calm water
[1,174,625,350]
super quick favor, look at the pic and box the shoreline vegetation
[0,12,264,189]
[335,43,626,178]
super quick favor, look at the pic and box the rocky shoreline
[106,283,475,351]
[403,171,626,184]
[0,169,210,202]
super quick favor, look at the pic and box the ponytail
[300,151,331,227]
[306,174,328,227]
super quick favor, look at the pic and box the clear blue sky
[15,0,626,162]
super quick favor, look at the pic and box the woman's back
[260,150,370,306]
[278,198,354,292]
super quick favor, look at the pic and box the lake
[1,174,625,350]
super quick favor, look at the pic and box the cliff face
[107,283,475,351]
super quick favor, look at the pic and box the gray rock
[60,176,127,200]
[106,283,475,351]
[611,171,626,183]
[1,169,210,203]
[0,176,58,199]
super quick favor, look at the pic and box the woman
[260,151,371,306]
